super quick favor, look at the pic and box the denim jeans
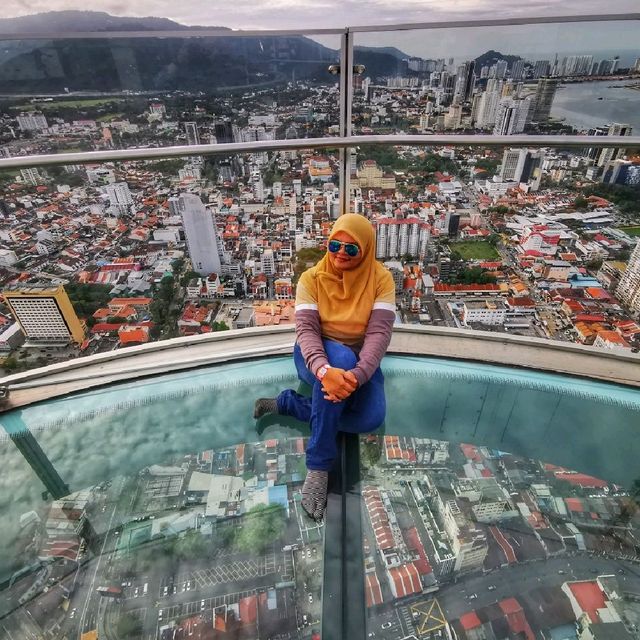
[277,340,386,471]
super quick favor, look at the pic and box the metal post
[338,30,354,217]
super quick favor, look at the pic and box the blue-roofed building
[268,485,289,516]
[549,623,578,640]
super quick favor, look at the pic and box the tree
[234,504,285,554]
[171,257,185,274]
[3,356,18,371]
[181,270,200,287]
[362,439,382,469]
[574,196,589,211]
[173,530,206,561]
[117,613,143,638]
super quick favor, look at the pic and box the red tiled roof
[554,472,608,488]
[568,581,607,624]
[91,323,122,333]
[239,595,257,624]
[460,611,482,630]
[402,527,433,576]
[565,498,584,513]
[365,573,384,607]
[387,563,422,598]
[499,598,535,639]
[434,283,501,292]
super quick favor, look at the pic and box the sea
[550,78,640,133]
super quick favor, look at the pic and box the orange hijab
[305,214,387,342]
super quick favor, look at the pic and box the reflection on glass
[0,357,324,639]
[0,436,323,640]
[361,432,639,640]
[0,34,341,157]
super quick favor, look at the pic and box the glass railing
[0,31,342,158]
[0,349,639,639]
[351,18,640,137]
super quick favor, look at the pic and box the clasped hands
[320,367,358,402]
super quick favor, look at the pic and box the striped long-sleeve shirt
[295,269,396,386]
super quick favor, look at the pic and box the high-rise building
[511,60,526,81]
[596,123,633,170]
[475,79,504,129]
[560,55,594,77]
[454,61,475,103]
[493,97,531,135]
[184,122,200,146]
[178,193,222,276]
[615,241,640,313]
[499,148,544,189]
[214,121,236,144]
[603,159,640,185]
[105,182,133,212]
[531,78,559,122]
[3,285,85,345]
[250,168,264,202]
[532,60,550,79]
[261,249,276,276]
[375,218,429,259]
[20,168,43,186]
[495,60,508,80]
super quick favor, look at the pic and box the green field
[450,241,500,260]
[11,98,126,110]
[97,112,125,122]
[617,226,640,237]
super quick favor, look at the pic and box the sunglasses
[328,239,360,257]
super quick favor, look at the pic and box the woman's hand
[321,367,358,402]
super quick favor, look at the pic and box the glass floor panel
[0,354,638,639]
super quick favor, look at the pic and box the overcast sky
[1,0,638,31]
[1,1,638,61]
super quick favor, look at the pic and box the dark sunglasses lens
[328,240,341,253]
[345,243,359,257]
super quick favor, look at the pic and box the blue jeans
[277,340,386,471]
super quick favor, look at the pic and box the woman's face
[328,230,364,273]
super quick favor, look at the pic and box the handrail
[348,13,640,32]
[1,325,639,410]
[0,13,637,40]
[0,135,639,170]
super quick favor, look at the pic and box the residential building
[184,122,200,146]
[16,111,48,131]
[615,242,640,313]
[493,97,532,135]
[105,182,133,211]
[3,284,86,345]
[461,300,507,326]
[499,148,544,188]
[596,123,632,170]
[375,218,430,259]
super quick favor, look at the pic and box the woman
[254,214,396,522]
